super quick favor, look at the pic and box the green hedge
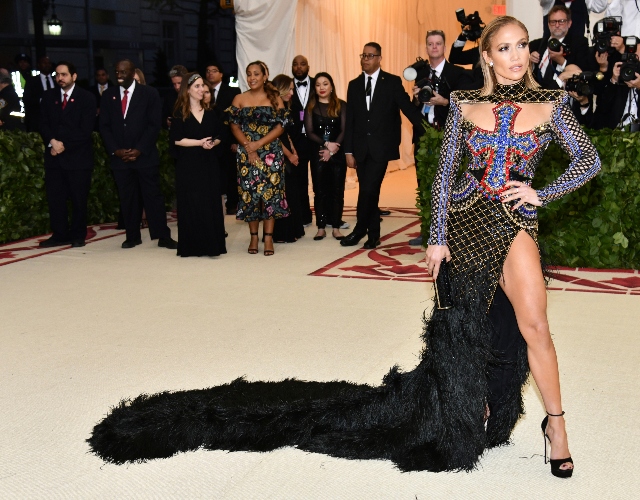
[0,130,175,244]
[415,127,640,269]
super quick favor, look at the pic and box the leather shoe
[363,238,381,249]
[71,239,86,248]
[121,238,142,249]
[340,232,366,247]
[379,209,391,216]
[38,237,70,248]
[158,237,178,249]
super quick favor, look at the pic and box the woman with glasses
[226,61,288,256]
[170,72,227,257]
[304,72,347,240]
[272,74,305,243]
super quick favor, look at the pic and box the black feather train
[87,280,529,472]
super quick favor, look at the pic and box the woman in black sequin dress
[88,18,600,476]
[304,73,347,240]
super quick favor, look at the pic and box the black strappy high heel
[263,232,274,256]
[541,411,574,478]
[248,231,259,254]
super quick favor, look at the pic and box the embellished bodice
[428,82,601,246]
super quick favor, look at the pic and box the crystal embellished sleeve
[427,94,465,246]
[537,94,601,206]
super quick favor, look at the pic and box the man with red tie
[100,59,177,249]
[39,61,97,248]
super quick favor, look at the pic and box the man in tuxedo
[341,43,424,249]
[89,68,114,130]
[24,55,55,133]
[38,61,97,248]
[290,55,315,225]
[205,61,241,214]
[100,59,177,249]
[162,65,187,130]
[530,6,591,89]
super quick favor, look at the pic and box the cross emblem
[466,101,541,200]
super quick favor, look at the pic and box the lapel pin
[70,99,74,102]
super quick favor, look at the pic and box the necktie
[49,76,54,89]
[62,93,68,110]
[365,76,372,97]
[122,89,128,117]
[296,80,307,87]
[99,85,105,96]
[213,88,218,105]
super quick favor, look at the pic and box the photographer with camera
[591,0,640,37]
[557,64,598,124]
[530,6,591,89]
[540,1,605,38]
[407,30,471,246]
[590,57,640,129]
[450,9,485,89]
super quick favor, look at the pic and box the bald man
[99,59,177,249]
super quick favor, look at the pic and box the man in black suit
[591,61,640,129]
[341,43,424,249]
[530,5,591,90]
[24,55,55,133]
[205,61,241,214]
[408,30,473,247]
[89,68,114,130]
[290,55,315,226]
[100,59,177,249]
[38,61,97,248]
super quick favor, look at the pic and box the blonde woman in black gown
[89,17,600,477]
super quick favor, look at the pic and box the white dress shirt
[539,37,568,88]
[60,84,75,103]
[98,82,109,96]
[422,59,445,124]
[119,80,136,119]
[40,73,55,91]
[295,75,311,132]
[363,68,381,111]
[213,81,222,103]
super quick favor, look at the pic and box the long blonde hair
[478,16,540,96]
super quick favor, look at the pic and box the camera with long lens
[548,38,571,56]
[455,8,485,42]
[619,36,640,82]
[402,57,439,103]
[593,16,623,55]
[403,57,429,81]
[565,71,604,96]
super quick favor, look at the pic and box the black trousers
[113,166,171,242]
[295,135,314,225]
[353,154,388,240]
[311,154,347,229]
[44,167,93,242]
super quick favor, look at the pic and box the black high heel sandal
[541,411,574,478]
[263,232,274,256]
[248,231,259,254]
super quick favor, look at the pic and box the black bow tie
[296,80,308,87]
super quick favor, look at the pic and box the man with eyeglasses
[205,62,240,214]
[341,43,423,249]
[530,5,591,89]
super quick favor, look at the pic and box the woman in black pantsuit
[170,72,227,257]
[304,73,347,240]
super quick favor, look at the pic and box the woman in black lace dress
[304,73,347,240]
[89,18,599,477]
[170,73,226,257]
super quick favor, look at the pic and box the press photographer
[449,8,485,89]
[591,57,640,130]
[406,29,471,246]
[558,64,602,125]
[591,16,626,80]
[408,30,471,130]
[530,5,591,89]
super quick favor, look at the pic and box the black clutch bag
[433,259,454,309]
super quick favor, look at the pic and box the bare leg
[248,220,259,254]
[499,231,572,470]
[263,218,275,255]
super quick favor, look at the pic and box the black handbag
[434,259,454,309]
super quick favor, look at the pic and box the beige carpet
[1,167,638,499]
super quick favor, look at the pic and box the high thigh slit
[87,82,600,472]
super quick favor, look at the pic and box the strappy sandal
[263,232,274,256]
[248,231,259,254]
[541,411,574,479]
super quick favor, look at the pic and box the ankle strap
[263,232,273,236]
[250,232,259,235]
[546,411,565,417]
